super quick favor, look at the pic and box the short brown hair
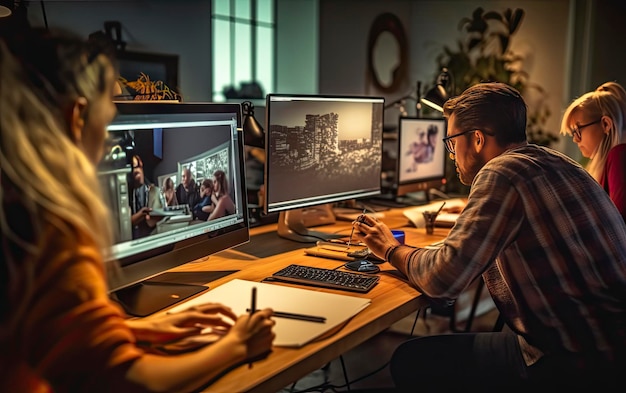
[443,82,527,146]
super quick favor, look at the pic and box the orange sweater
[1,224,144,392]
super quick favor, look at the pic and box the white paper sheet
[402,198,466,228]
[167,279,371,347]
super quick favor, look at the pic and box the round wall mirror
[367,13,408,93]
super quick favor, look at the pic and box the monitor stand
[276,203,344,243]
[111,270,237,317]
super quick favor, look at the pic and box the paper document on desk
[167,279,371,347]
[402,198,466,228]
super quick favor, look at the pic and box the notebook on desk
[402,198,466,228]
[167,279,371,347]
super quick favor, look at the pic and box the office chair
[424,276,489,333]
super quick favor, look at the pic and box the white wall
[275,0,318,94]
[319,0,572,154]
[26,0,626,159]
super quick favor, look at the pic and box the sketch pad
[167,279,371,347]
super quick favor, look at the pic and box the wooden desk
[166,207,448,392]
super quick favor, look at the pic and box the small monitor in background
[264,94,385,243]
[379,117,447,206]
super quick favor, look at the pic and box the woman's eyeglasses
[570,119,601,140]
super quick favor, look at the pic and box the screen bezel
[263,93,385,215]
[395,116,447,196]
[104,101,249,293]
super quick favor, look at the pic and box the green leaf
[468,37,482,51]
[498,34,510,53]
[483,11,504,23]
[510,9,525,34]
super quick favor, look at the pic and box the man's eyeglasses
[442,129,477,155]
[570,119,601,140]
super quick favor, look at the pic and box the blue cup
[391,230,405,245]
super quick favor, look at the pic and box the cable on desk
[339,355,350,391]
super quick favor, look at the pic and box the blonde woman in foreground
[0,29,274,393]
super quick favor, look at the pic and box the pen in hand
[348,208,367,247]
[248,287,257,369]
[246,309,326,323]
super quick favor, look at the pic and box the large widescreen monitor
[99,102,248,316]
[264,94,385,242]
[380,117,447,204]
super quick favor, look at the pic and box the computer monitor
[381,117,447,204]
[264,94,385,242]
[99,102,248,316]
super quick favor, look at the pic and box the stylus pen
[247,309,326,323]
[347,208,367,247]
[248,287,257,369]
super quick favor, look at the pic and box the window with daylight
[212,0,275,102]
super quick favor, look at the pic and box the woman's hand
[127,303,238,344]
[352,215,400,260]
[225,308,276,362]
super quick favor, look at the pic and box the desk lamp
[421,67,452,113]
[242,101,264,148]
[242,101,274,227]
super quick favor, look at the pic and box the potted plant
[429,7,557,193]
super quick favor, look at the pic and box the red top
[601,143,626,222]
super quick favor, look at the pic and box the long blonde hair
[0,30,114,324]
[560,83,625,182]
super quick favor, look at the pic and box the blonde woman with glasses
[0,29,274,393]
[561,81,626,221]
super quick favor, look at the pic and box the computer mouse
[345,260,380,274]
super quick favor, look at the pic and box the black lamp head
[242,101,264,149]
[421,67,451,112]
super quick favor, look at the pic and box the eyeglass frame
[443,129,495,155]
[569,118,602,140]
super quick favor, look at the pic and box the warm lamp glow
[420,68,452,113]
[0,5,12,18]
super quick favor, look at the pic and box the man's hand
[352,215,400,260]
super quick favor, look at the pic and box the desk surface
[162,207,449,392]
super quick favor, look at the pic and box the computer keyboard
[269,264,380,293]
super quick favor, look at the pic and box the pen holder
[391,230,405,245]
[422,211,438,235]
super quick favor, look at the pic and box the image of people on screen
[208,169,235,220]
[193,178,215,221]
[162,176,179,207]
[405,124,439,171]
[175,166,200,216]
[130,154,165,238]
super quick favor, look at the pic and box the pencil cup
[422,211,438,235]
[391,230,405,245]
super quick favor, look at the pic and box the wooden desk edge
[166,207,444,392]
